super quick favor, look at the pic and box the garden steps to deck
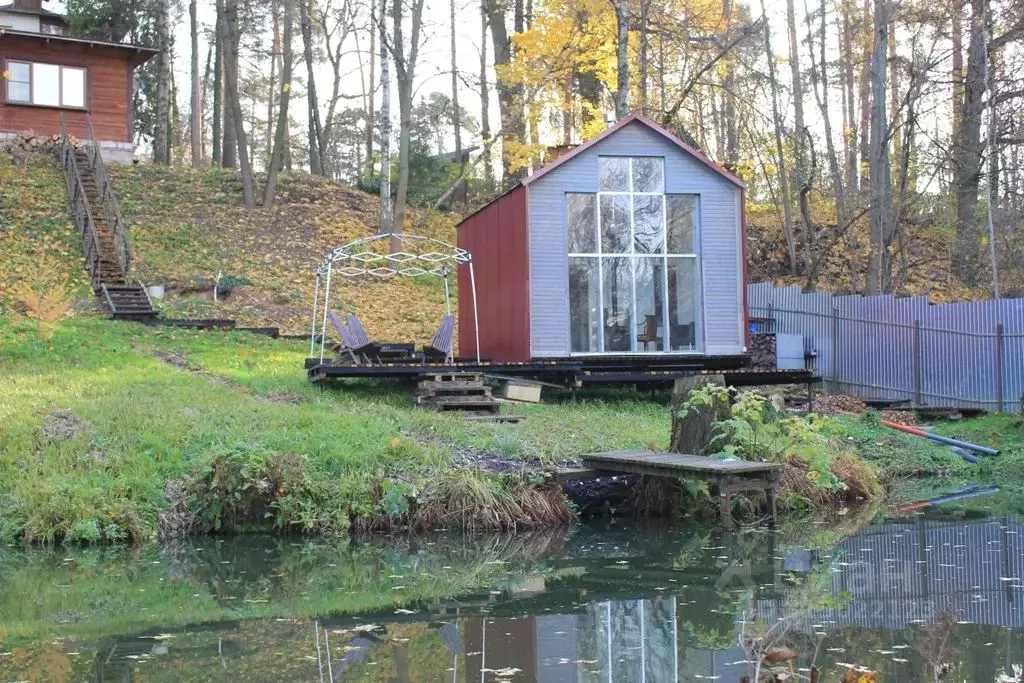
[413,372,502,414]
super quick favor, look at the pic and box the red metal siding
[457,185,531,361]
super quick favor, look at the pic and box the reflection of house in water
[760,517,1024,631]
[464,598,750,682]
[461,517,1023,682]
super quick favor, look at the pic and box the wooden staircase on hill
[58,116,155,320]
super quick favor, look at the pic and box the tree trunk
[613,0,629,120]
[952,0,963,129]
[812,0,847,240]
[840,0,858,195]
[267,0,280,163]
[722,0,738,168]
[866,0,894,292]
[219,0,254,208]
[201,35,213,161]
[212,5,223,165]
[857,0,871,190]
[450,0,463,201]
[786,0,806,263]
[378,0,393,234]
[639,0,649,114]
[190,0,201,166]
[221,0,239,169]
[264,0,294,208]
[154,0,171,165]
[392,0,426,236]
[366,2,376,180]
[670,375,729,455]
[760,0,798,274]
[952,0,986,285]
[482,0,525,183]
[300,0,323,175]
[479,4,493,192]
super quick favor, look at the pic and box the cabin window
[5,61,86,109]
[568,156,701,354]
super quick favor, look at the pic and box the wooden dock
[581,450,782,526]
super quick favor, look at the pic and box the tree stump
[669,374,730,455]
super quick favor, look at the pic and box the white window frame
[567,156,702,355]
[4,59,87,110]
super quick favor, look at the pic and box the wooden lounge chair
[327,311,378,364]
[424,314,456,362]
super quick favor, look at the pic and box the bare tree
[154,0,171,164]
[786,0,807,263]
[190,0,201,166]
[265,0,295,207]
[218,0,255,208]
[221,0,239,168]
[480,5,493,191]
[613,0,629,119]
[389,0,427,233]
[450,0,463,192]
[212,7,223,165]
[760,0,798,273]
[866,0,894,292]
[378,0,393,234]
[300,0,324,175]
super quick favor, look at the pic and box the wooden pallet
[414,372,501,414]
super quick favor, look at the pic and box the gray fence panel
[748,282,1024,412]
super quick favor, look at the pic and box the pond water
[1,496,1023,682]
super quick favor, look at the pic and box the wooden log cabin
[0,0,157,162]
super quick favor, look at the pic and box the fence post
[831,307,839,393]
[913,320,922,406]
[995,323,1004,413]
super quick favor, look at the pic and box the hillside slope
[2,153,1016,336]
[110,165,459,337]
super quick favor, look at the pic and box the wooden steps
[102,283,156,320]
[414,373,501,414]
[60,133,155,320]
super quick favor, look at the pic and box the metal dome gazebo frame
[309,233,479,363]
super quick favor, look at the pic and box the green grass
[0,315,669,544]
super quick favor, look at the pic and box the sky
[44,0,858,162]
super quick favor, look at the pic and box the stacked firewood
[749,332,777,370]
[0,132,77,156]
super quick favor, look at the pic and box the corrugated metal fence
[747,282,1024,412]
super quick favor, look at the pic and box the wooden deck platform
[582,450,782,526]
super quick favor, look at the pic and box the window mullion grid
[595,193,605,353]
[662,193,670,352]
[628,160,637,353]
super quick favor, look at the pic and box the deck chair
[424,314,456,362]
[327,311,377,365]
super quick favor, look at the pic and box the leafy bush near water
[680,386,883,506]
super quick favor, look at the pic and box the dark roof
[0,28,159,63]
[522,112,745,189]
[0,3,66,21]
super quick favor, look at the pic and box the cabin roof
[0,3,66,20]
[0,28,159,64]
[522,113,745,189]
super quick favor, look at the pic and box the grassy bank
[2,314,1020,544]
[0,316,670,544]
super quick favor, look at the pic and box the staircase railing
[85,117,132,274]
[59,116,105,292]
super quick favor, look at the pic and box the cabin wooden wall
[457,184,532,362]
[0,35,135,142]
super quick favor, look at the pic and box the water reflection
[1,509,1022,682]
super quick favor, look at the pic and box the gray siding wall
[526,120,744,357]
